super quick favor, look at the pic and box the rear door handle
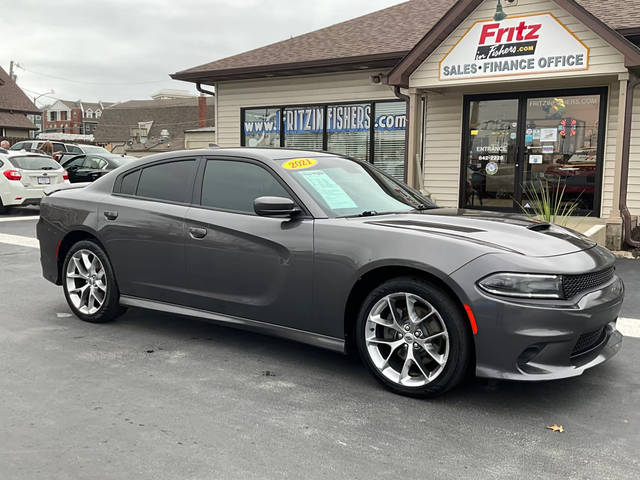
[189,227,207,239]
[104,211,118,220]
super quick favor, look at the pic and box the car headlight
[478,273,563,299]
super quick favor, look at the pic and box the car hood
[360,208,595,257]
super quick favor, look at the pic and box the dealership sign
[439,13,589,81]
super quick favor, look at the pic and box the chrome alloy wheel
[65,249,107,315]
[365,292,450,387]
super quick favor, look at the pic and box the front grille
[562,267,614,299]
[571,327,606,357]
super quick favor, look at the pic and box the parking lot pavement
[1,215,639,480]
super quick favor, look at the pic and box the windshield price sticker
[282,158,317,170]
[298,170,357,209]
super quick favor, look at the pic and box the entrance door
[461,89,607,216]
[462,98,520,210]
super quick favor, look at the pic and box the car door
[62,155,87,182]
[75,155,108,183]
[182,157,314,331]
[98,157,198,305]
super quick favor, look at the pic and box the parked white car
[0,151,69,214]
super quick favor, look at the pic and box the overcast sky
[1,0,404,107]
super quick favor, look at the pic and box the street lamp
[32,89,54,139]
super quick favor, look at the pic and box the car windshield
[82,145,110,154]
[8,155,61,170]
[281,156,437,217]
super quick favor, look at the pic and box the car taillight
[3,170,22,181]
[63,170,69,181]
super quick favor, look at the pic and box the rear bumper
[36,214,64,285]
[0,186,45,206]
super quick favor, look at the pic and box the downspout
[394,86,413,186]
[620,73,640,248]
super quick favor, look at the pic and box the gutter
[620,73,640,248]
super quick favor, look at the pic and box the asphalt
[1,210,639,480]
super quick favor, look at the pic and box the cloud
[1,0,404,104]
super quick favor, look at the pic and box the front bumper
[451,249,624,381]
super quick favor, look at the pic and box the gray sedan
[36,148,624,397]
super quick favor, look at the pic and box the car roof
[132,147,337,164]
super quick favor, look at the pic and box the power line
[16,65,168,86]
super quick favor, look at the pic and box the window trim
[240,99,407,181]
[112,156,199,206]
[192,156,312,218]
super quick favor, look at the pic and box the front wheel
[62,240,124,323]
[356,277,472,398]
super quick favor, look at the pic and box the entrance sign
[440,13,589,81]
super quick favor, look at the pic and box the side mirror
[254,196,301,217]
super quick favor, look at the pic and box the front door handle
[189,227,207,239]
[104,211,118,220]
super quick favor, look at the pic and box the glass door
[523,93,603,214]
[462,98,520,210]
[461,89,606,216]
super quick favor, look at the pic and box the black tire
[355,276,472,398]
[0,198,8,215]
[62,240,125,323]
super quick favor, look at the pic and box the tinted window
[64,156,86,169]
[84,156,108,169]
[137,160,196,203]
[10,142,29,150]
[120,170,141,195]
[53,143,66,152]
[68,145,83,154]
[201,160,290,214]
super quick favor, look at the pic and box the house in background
[42,100,113,136]
[0,66,39,138]
[94,95,214,156]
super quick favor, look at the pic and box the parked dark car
[36,148,624,397]
[61,153,136,183]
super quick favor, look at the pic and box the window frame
[192,156,312,217]
[112,156,199,206]
[240,99,407,182]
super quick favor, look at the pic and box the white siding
[629,86,640,215]
[216,71,397,147]
[422,91,464,206]
[600,81,619,218]
[409,0,626,89]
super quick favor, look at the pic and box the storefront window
[326,103,371,161]
[241,101,407,179]
[284,106,323,150]
[243,108,280,147]
[525,94,601,213]
[374,101,407,181]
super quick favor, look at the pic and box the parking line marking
[0,216,40,223]
[618,317,640,338]
[0,233,39,249]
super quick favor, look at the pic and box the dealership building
[172,0,640,248]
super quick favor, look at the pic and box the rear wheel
[62,240,124,323]
[356,277,471,397]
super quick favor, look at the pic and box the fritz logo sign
[439,13,589,80]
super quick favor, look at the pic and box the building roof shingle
[0,66,40,115]
[172,0,640,83]
[0,111,37,130]
[94,97,214,152]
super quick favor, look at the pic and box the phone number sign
[439,13,589,81]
